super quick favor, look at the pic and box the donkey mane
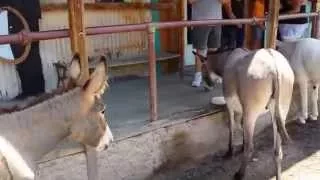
[0,80,78,115]
[0,85,77,115]
[0,87,81,131]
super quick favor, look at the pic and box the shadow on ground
[148,119,320,180]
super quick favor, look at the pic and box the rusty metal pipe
[0,24,148,45]
[147,23,158,121]
[279,12,318,20]
[0,13,318,45]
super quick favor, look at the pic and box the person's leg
[252,25,263,49]
[221,25,232,50]
[228,26,237,49]
[11,14,45,97]
[236,26,245,48]
[205,26,222,89]
[191,26,211,87]
[16,18,45,96]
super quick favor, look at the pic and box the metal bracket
[148,23,156,33]
[252,16,258,25]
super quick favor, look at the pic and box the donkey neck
[0,88,83,171]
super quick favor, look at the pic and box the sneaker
[192,72,202,87]
[211,96,226,105]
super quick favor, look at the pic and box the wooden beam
[68,0,89,85]
[265,0,280,49]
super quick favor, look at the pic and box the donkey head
[68,54,113,151]
[192,50,226,88]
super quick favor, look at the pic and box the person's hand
[229,14,242,29]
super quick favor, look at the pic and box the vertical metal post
[147,22,158,121]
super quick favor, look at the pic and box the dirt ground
[149,119,320,180]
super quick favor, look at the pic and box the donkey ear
[83,56,108,96]
[68,53,81,81]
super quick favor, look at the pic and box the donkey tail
[272,50,295,143]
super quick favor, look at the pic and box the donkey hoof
[308,115,318,122]
[223,149,234,159]
[234,171,244,180]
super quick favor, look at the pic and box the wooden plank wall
[38,3,150,91]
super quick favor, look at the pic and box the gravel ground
[149,120,320,180]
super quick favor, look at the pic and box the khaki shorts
[192,26,221,50]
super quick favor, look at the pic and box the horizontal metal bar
[0,12,318,45]
[279,12,318,20]
[0,24,148,44]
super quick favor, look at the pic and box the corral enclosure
[35,0,320,139]
[35,0,188,139]
[2,0,320,179]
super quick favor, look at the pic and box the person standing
[221,0,244,49]
[188,0,224,88]
[252,0,266,49]
[1,0,45,98]
[278,0,308,41]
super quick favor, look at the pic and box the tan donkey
[0,54,113,180]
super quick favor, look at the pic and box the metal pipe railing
[0,13,318,45]
[0,12,318,121]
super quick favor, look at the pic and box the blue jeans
[222,25,244,49]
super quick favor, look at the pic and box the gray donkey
[194,48,294,180]
[0,54,113,180]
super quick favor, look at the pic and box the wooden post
[265,0,280,49]
[179,0,187,79]
[68,0,89,85]
[311,0,319,38]
[243,0,251,48]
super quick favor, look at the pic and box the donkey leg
[298,81,308,124]
[269,99,277,151]
[225,106,235,158]
[271,109,283,180]
[0,158,12,180]
[234,113,257,180]
[275,133,283,180]
[310,84,319,121]
[235,112,244,154]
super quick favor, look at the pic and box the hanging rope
[0,6,31,65]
